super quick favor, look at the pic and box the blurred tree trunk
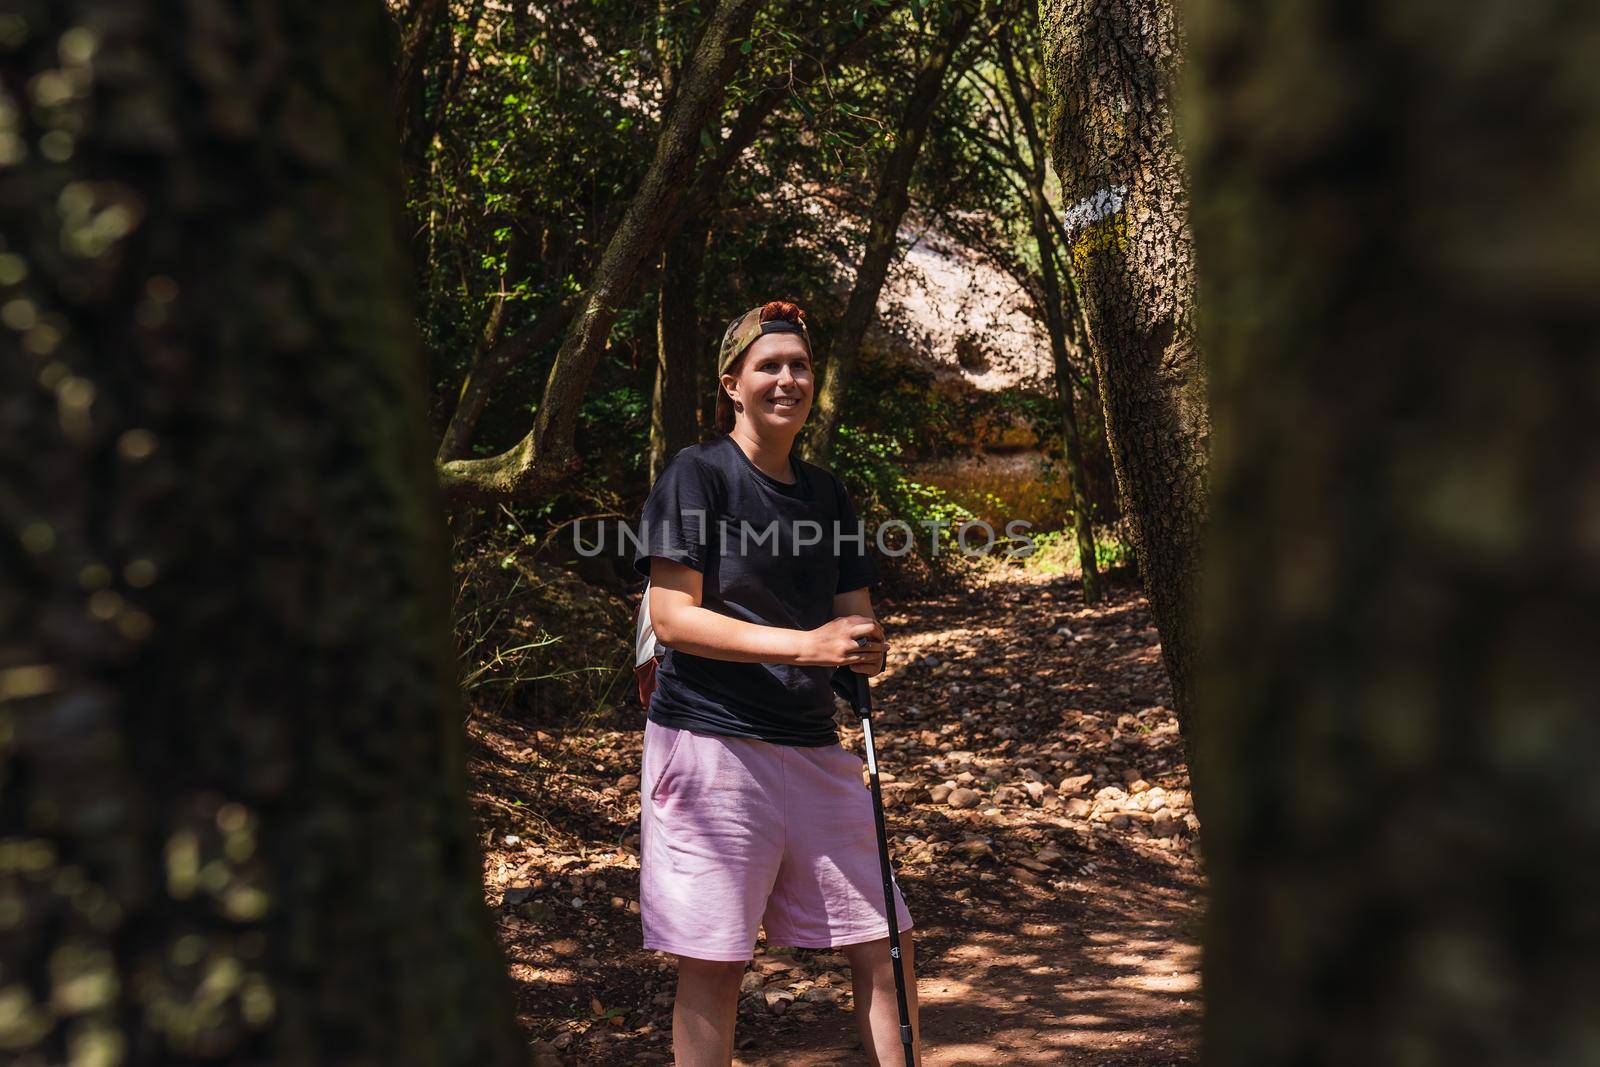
[0,2,523,1064]
[437,0,762,505]
[1039,0,1208,761]
[651,217,711,478]
[1188,0,1600,1063]
[805,0,982,466]
[999,31,1101,604]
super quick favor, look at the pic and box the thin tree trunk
[394,0,449,155]
[1,2,522,1063]
[1046,265,1102,601]
[1040,0,1209,768]
[437,0,763,505]
[805,1,982,466]
[436,295,578,462]
[999,31,1101,603]
[1187,0,1600,1062]
[651,216,711,478]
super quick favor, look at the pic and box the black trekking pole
[834,665,916,1067]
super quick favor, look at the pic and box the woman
[633,300,921,1066]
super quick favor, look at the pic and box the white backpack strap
[635,580,660,667]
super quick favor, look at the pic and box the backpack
[634,581,663,708]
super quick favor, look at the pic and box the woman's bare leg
[843,934,922,1066]
[672,955,746,1067]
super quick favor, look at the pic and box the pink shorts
[639,718,914,962]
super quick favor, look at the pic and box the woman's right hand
[797,615,886,667]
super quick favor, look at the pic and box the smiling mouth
[768,396,802,408]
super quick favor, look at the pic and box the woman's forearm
[655,603,807,665]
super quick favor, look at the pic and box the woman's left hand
[849,632,888,676]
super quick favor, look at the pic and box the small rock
[503,885,536,907]
[1109,814,1132,829]
[1065,797,1092,817]
[801,985,840,1004]
[881,782,918,808]
[1023,781,1048,803]
[1129,779,1150,794]
[617,774,641,791]
[740,972,766,994]
[930,784,953,804]
[1152,816,1183,838]
[1059,774,1093,795]
[1007,865,1043,886]
[946,787,982,809]
[954,838,992,859]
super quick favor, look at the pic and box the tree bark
[651,216,711,479]
[1039,0,1208,754]
[805,0,982,466]
[437,0,762,505]
[1,1,523,1064]
[1186,0,1600,1062]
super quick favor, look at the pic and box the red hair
[759,300,808,329]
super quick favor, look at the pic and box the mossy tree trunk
[1,2,522,1063]
[1039,0,1209,767]
[805,0,982,466]
[1186,0,1600,1062]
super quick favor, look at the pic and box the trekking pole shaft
[861,712,916,1067]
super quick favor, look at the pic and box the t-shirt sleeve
[833,476,879,593]
[633,454,717,580]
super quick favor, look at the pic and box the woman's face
[724,333,813,433]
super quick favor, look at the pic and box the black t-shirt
[632,434,878,746]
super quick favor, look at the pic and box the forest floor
[468,565,1204,1065]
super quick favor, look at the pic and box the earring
[734,400,743,412]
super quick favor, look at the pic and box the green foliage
[577,384,651,480]
[832,425,980,559]
[1018,528,1134,576]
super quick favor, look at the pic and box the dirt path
[470,566,1204,1065]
